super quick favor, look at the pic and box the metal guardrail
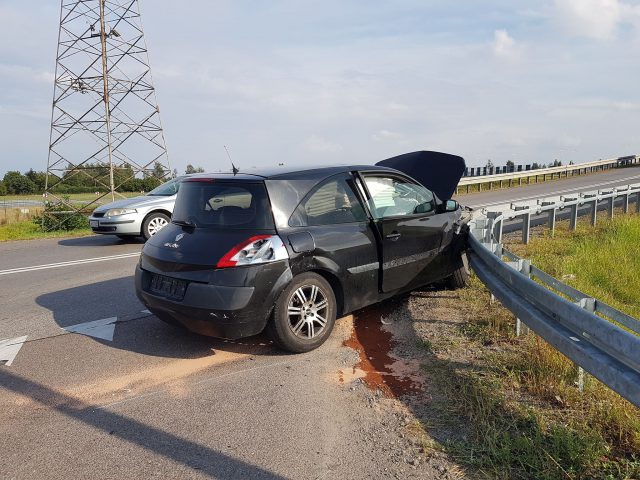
[468,184,640,407]
[457,155,639,193]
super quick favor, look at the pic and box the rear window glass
[172,181,274,229]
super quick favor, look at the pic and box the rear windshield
[172,181,274,229]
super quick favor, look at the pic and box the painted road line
[466,174,640,208]
[64,317,118,341]
[0,336,28,366]
[0,252,140,276]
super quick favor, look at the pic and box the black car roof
[187,164,397,181]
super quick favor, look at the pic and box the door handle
[385,232,401,241]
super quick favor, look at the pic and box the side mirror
[445,199,459,212]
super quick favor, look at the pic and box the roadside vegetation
[415,274,639,479]
[509,213,640,320]
[413,215,640,479]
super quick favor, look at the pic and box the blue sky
[1,0,640,175]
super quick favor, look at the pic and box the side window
[289,178,367,226]
[363,176,434,219]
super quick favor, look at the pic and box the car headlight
[105,208,137,217]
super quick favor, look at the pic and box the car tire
[267,272,337,353]
[446,252,469,289]
[142,212,170,240]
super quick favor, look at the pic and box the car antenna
[224,145,239,175]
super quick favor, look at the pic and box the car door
[284,173,381,313]
[358,173,443,293]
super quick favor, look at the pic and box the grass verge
[0,221,92,242]
[413,274,639,479]
[508,213,640,320]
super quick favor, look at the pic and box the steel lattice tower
[45,0,170,229]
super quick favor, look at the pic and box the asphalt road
[1,166,638,479]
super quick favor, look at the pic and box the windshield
[147,177,182,196]
[172,181,275,229]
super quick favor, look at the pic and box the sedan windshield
[147,178,182,196]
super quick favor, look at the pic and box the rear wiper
[172,219,195,228]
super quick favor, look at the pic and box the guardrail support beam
[591,199,598,226]
[522,213,531,244]
[623,194,630,214]
[516,259,531,337]
[569,204,578,230]
[608,197,615,219]
[548,208,556,236]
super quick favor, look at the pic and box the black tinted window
[172,181,274,229]
[289,178,366,226]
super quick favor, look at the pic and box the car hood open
[375,151,466,201]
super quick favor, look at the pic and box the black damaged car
[135,151,470,352]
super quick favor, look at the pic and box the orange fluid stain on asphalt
[343,300,422,398]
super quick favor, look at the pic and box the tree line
[0,162,207,196]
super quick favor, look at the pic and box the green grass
[510,214,640,320]
[0,221,92,242]
[417,275,640,479]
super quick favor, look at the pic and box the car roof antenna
[224,145,239,175]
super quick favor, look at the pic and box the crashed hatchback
[135,151,470,352]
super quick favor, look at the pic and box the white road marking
[0,252,140,276]
[466,173,640,208]
[64,317,118,341]
[0,336,28,366]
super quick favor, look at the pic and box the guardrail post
[637,192,640,213]
[516,259,531,336]
[567,204,577,230]
[548,208,556,236]
[522,212,531,244]
[574,297,596,392]
[591,199,598,226]
[624,193,630,214]
[608,195,615,219]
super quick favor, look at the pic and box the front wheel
[446,251,469,289]
[267,272,337,353]
[142,212,170,240]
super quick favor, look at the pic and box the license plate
[90,220,99,228]
[149,273,187,300]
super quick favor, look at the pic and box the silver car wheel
[287,284,329,339]
[147,216,168,236]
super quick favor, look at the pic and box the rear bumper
[135,262,292,339]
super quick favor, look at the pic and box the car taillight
[216,235,289,268]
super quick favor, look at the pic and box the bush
[0,180,7,196]
[33,198,89,231]
[3,171,37,194]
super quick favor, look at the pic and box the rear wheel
[142,212,170,240]
[267,272,337,353]
[446,251,469,289]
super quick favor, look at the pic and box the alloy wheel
[287,284,329,339]
[147,216,168,236]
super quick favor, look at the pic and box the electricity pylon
[44,0,170,229]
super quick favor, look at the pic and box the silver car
[88,177,183,240]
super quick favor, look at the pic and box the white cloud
[493,29,519,58]
[303,135,343,154]
[555,0,622,39]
